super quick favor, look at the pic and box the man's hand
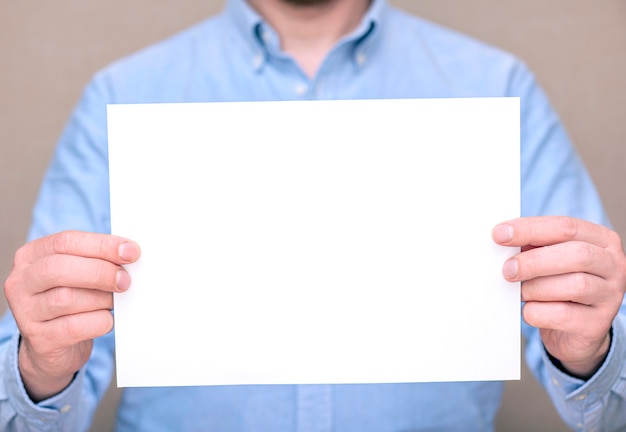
[3,231,140,401]
[492,216,626,379]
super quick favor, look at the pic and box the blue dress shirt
[1,0,626,431]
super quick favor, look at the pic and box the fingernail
[118,242,139,262]
[493,224,514,243]
[503,258,518,280]
[116,270,131,292]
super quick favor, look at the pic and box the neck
[247,0,370,78]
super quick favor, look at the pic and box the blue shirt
[2,0,626,431]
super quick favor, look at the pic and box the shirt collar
[226,0,387,72]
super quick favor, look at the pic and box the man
[2,0,626,430]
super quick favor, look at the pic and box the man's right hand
[3,231,140,402]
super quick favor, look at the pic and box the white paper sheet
[108,98,520,387]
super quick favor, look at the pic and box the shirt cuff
[2,333,86,427]
[543,317,626,427]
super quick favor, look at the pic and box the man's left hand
[492,216,626,378]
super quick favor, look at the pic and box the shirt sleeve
[527,317,626,432]
[0,313,89,431]
[0,312,116,431]
[512,59,626,431]
[0,72,117,431]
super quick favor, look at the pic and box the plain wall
[2,1,626,431]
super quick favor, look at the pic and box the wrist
[18,340,76,402]
[549,331,612,380]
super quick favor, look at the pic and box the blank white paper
[108,98,520,387]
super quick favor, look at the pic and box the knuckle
[524,250,543,277]
[52,231,72,255]
[39,255,64,284]
[573,272,592,298]
[49,287,75,311]
[551,302,571,324]
[558,217,579,239]
[91,262,115,289]
[607,229,622,248]
[96,236,110,259]
[4,270,33,311]
[3,272,19,300]
[569,272,599,305]
[571,242,594,269]
[12,244,30,268]
[60,317,82,340]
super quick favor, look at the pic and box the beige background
[2,1,626,431]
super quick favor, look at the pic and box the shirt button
[294,83,308,96]
[60,404,72,414]
[261,30,271,44]
[355,52,367,66]
[551,377,560,387]
[574,393,587,401]
[253,53,264,69]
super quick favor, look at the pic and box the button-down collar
[226,0,385,73]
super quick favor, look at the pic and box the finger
[521,273,610,305]
[492,216,619,249]
[22,310,114,352]
[33,288,113,322]
[21,254,132,296]
[14,231,140,268]
[503,240,616,282]
[522,301,606,338]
